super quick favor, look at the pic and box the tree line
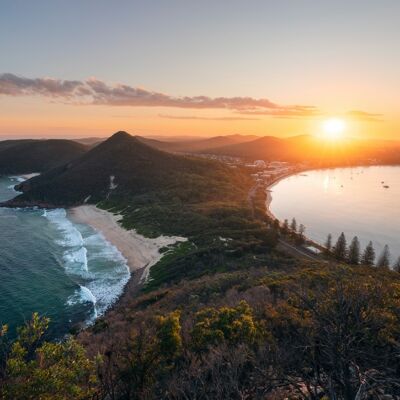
[324,232,400,270]
[275,216,400,270]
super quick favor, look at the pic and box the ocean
[270,165,400,263]
[0,176,130,339]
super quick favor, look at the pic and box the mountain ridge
[0,139,88,175]
[7,131,250,207]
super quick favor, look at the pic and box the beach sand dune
[69,205,186,283]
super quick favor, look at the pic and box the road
[277,239,321,261]
[247,179,323,262]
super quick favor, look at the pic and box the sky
[0,0,399,139]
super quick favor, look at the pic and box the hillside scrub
[73,263,400,399]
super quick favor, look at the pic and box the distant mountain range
[69,133,400,166]
[0,139,87,174]
[1,132,399,188]
[208,135,400,165]
[9,131,249,207]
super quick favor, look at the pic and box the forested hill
[0,139,87,174]
[8,131,251,207]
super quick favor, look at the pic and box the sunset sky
[1,0,399,139]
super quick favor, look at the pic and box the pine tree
[393,257,400,273]
[290,218,297,233]
[361,241,376,267]
[376,245,391,269]
[273,219,280,232]
[333,232,347,260]
[348,236,360,265]
[324,233,332,254]
[282,219,289,234]
[296,224,306,244]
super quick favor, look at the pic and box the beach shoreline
[265,170,301,220]
[69,205,186,284]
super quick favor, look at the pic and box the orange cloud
[158,114,260,121]
[0,73,318,118]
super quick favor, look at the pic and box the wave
[45,208,130,321]
[63,247,89,274]
[45,209,89,278]
[84,232,128,263]
[82,232,130,316]
[66,285,98,320]
[46,209,84,247]
[9,176,25,183]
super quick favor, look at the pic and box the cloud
[0,73,82,97]
[346,110,383,122]
[236,105,320,118]
[0,73,318,118]
[158,114,260,121]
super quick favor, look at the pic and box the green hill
[0,139,87,174]
[10,131,249,207]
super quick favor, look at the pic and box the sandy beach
[69,205,186,283]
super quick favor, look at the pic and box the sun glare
[322,118,346,140]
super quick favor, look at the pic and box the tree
[393,257,400,273]
[296,224,306,245]
[272,219,280,233]
[361,241,376,267]
[376,245,391,269]
[156,310,182,359]
[333,232,347,260]
[191,301,257,351]
[290,218,297,233]
[1,313,98,400]
[348,236,361,265]
[324,233,333,254]
[282,219,289,234]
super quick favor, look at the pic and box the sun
[322,118,346,140]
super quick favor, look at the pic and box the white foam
[66,285,98,320]
[46,209,84,247]
[82,232,130,316]
[63,247,88,274]
[47,208,130,321]
[79,285,97,305]
[9,176,25,182]
[45,208,88,278]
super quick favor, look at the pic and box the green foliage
[1,313,98,400]
[376,244,391,268]
[348,236,360,264]
[324,233,332,254]
[334,232,347,260]
[362,241,376,266]
[191,300,258,350]
[156,311,182,359]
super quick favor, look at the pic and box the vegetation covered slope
[2,131,400,399]
[10,131,248,206]
[76,262,400,399]
[7,131,278,287]
[3,262,400,399]
[0,139,88,174]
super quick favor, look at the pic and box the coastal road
[278,239,321,262]
[247,173,321,262]
[247,183,259,218]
